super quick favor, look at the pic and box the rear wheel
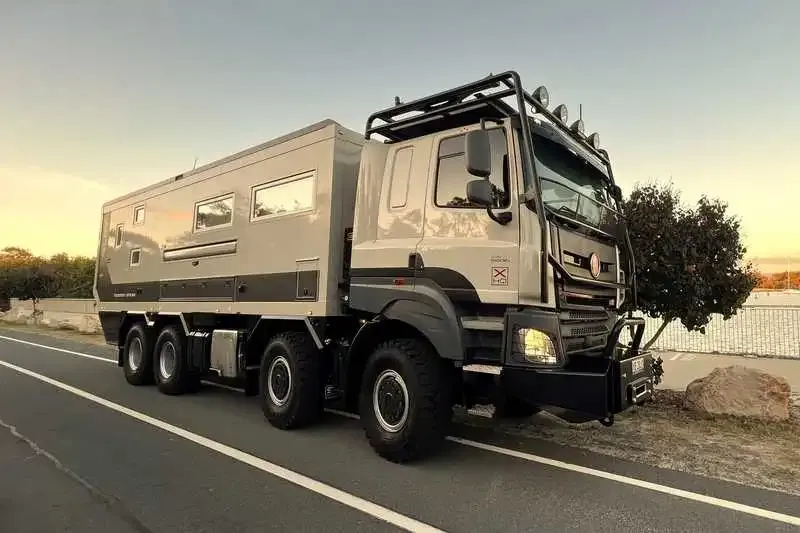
[153,325,199,395]
[360,338,454,463]
[260,331,323,429]
[122,323,154,386]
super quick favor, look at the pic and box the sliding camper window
[251,172,314,221]
[194,194,234,232]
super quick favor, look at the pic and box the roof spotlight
[587,132,600,149]
[552,104,568,123]
[532,86,549,108]
[570,119,585,136]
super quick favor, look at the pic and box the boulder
[684,365,791,421]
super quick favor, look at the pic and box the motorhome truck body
[95,71,660,462]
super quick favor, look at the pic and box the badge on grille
[589,252,601,279]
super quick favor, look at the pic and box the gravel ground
[455,390,800,496]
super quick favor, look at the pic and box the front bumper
[499,313,659,419]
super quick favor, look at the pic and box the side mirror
[465,130,491,178]
[466,179,494,207]
[611,184,623,202]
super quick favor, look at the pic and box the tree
[0,247,95,305]
[621,182,759,348]
[0,252,54,311]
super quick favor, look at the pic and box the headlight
[570,119,585,136]
[518,328,558,364]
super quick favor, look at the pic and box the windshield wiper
[554,204,588,223]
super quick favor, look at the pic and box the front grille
[568,324,608,337]
[558,308,614,357]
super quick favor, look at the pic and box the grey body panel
[348,279,464,361]
[95,120,367,318]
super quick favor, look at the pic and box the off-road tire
[122,323,155,386]
[260,331,323,429]
[153,325,200,395]
[360,338,454,463]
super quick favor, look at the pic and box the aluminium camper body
[95,119,361,320]
[95,71,661,463]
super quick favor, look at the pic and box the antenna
[579,104,583,121]
[192,157,198,170]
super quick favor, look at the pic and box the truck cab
[347,72,659,427]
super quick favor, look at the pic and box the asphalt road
[0,329,798,533]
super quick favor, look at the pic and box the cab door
[415,122,520,306]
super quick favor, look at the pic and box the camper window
[129,248,141,267]
[133,205,145,225]
[194,194,235,231]
[114,224,124,248]
[251,173,314,221]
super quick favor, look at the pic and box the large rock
[684,365,791,421]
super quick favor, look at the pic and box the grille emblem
[589,253,601,279]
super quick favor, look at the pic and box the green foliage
[621,182,759,345]
[0,247,95,301]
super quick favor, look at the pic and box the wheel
[153,325,199,395]
[259,331,322,429]
[122,323,155,386]
[359,338,454,463]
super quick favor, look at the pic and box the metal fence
[635,306,800,358]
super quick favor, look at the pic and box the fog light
[519,328,558,364]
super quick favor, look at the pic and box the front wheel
[360,338,454,463]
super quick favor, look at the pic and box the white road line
[0,335,115,364]
[446,437,800,526]
[2,333,800,527]
[0,359,445,533]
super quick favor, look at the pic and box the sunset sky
[1,1,798,272]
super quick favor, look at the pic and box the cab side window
[434,128,510,209]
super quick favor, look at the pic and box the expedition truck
[94,71,662,463]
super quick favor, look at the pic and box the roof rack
[364,70,609,166]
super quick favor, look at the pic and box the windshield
[528,131,620,233]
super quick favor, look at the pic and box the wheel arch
[344,313,454,412]
[242,316,323,368]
